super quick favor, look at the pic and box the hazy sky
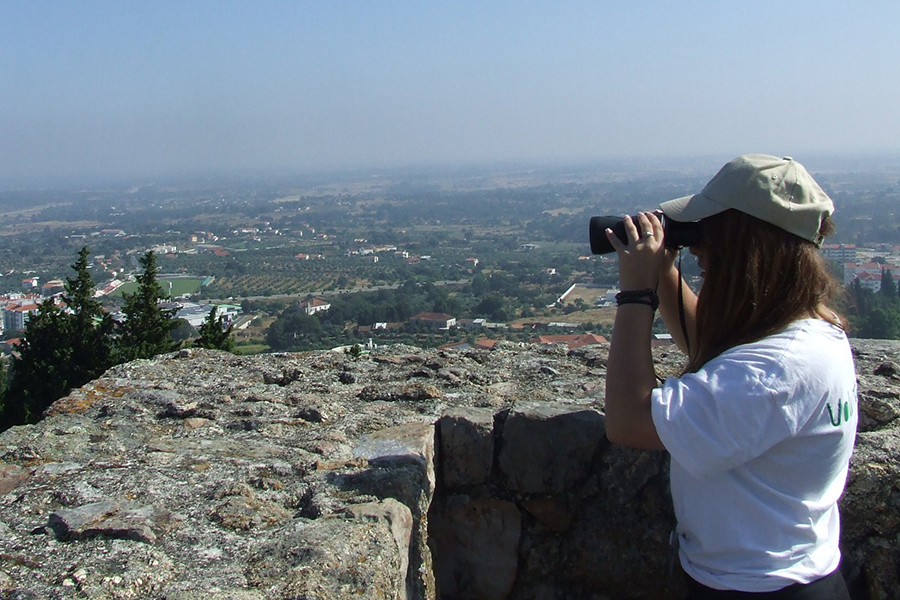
[2,1,899,184]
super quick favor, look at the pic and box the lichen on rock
[0,340,897,599]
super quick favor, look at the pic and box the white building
[844,261,900,289]
[174,303,241,327]
[299,297,332,315]
[821,243,858,264]
[2,302,40,331]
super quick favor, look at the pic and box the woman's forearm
[604,303,664,450]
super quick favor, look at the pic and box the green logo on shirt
[826,399,852,427]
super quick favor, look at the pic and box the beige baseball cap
[659,154,834,246]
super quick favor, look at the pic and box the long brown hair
[685,209,845,373]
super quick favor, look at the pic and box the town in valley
[2,157,900,358]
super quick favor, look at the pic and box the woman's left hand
[605,212,666,290]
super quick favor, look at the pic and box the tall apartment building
[821,243,858,264]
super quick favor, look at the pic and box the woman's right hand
[605,212,668,291]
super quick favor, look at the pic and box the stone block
[438,408,495,489]
[244,509,409,599]
[431,496,521,600]
[354,421,436,490]
[348,499,414,600]
[498,403,605,494]
[352,422,438,600]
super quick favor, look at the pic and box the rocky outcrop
[0,340,897,599]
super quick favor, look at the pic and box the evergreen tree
[881,269,897,300]
[474,293,509,321]
[194,306,235,352]
[117,251,179,361]
[2,247,115,429]
[847,275,900,339]
[170,319,195,344]
[0,358,7,413]
[64,247,115,384]
[848,278,872,317]
[2,300,75,426]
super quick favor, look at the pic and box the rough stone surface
[47,500,181,543]
[352,421,437,600]
[437,408,495,490]
[430,496,521,600]
[0,340,896,599]
[498,403,605,494]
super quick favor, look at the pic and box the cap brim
[660,192,727,222]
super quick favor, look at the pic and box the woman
[603,155,856,599]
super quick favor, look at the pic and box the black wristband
[616,297,656,309]
[615,288,659,311]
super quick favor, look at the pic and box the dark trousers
[686,568,851,600]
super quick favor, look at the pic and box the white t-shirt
[650,318,857,592]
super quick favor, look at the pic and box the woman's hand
[605,212,667,291]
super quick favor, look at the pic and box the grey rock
[438,408,495,489]
[430,496,521,600]
[208,494,293,531]
[47,500,182,543]
[0,463,30,495]
[498,403,605,494]
[0,342,896,599]
[874,361,899,378]
[858,391,900,431]
[352,422,437,600]
[358,383,442,402]
[295,406,326,423]
[37,462,84,477]
[354,422,436,485]
[520,496,573,532]
[244,510,406,599]
[347,499,414,600]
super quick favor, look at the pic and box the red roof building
[409,312,456,330]
[299,297,331,315]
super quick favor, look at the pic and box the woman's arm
[602,212,665,450]
[605,303,665,449]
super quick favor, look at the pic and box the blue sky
[1,1,898,183]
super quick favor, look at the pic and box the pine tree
[2,300,75,426]
[0,358,7,414]
[117,251,179,361]
[194,306,235,352]
[880,269,897,299]
[64,247,115,383]
[849,278,871,316]
[2,247,116,429]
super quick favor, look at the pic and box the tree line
[263,272,575,352]
[845,269,900,338]
[0,248,235,431]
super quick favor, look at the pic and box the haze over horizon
[2,1,899,187]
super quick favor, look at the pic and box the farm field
[561,283,609,306]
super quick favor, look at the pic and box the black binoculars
[589,211,701,254]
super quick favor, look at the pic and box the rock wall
[0,340,897,599]
[430,403,675,600]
